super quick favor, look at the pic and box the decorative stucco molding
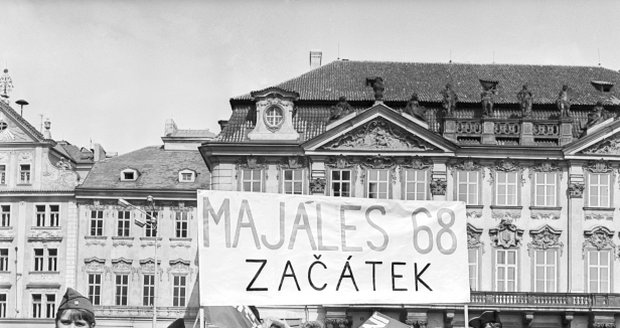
[528,225,563,256]
[488,159,524,185]
[530,207,561,220]
[430,179,447,196]
[326,155,356,169]
[528,162,562,180]
[236,156,268,170]
[568,183,585,198]
[309,177,326,194]
[489,219,524,249]
[467,224,484,249]
[583,160,613,173]
[278,156,307,170]
[581,133,620,155]
[583,226,616,257]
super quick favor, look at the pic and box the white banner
[197,190,469,306]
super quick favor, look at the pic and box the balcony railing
[469,291,620,310]
[95,306,199,318]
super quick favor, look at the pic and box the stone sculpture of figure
[586,100,608,128]
[481,88,494,118]
[441,83,458,117]
[371,77,385,101]
[556,85,571,117]
[517,85,533,118]
[329,96,354,121]
[402,93,427,121]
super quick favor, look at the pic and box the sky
[3,0,620,155]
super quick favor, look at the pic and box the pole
[152,204,158,328]
[464,304,469,328]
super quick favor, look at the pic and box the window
[32,294,55,318]
[367,169,389,199]
[90,210,104,236]
[35,205,60,227]
[88,274,102,305]
[34,248,44,271]
[534,249,557,292]
[49,205,59,227]
[143,274,155,306]
[403,169,429,200]
[175,211,188,238]
[0,165,5,185]
[241,169,262,192]
[19,164,31,184]
[588,173,611,207]
[457,171,480,205]
[468,248,480,291]
[0,205,9,227]
[330,170,352,197]
[264,106,284,128]
[173,275,187,307]
[0,293,6,318]
[120,169,138,181]
[282,169,304,194]
[33,248,57,272]
[495,249,518,291]
[145,211,158,237]
[0,249,7,271]
[36,205,46,227]
[586,249,611,293]
[115,274,129,306]
[534,172,557,207]
[179,170,196,183]
[496,172,518,206]
[117,211,131,237]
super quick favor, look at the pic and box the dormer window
[264,106,284,130]
[0,120,7,131]
[179,169,196,183]
[120,168,138,181]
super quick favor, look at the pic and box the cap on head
[469,311,501,328]
[167,318,186,328]
[58,288,94,316]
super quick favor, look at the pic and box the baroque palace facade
[199,61,620,328]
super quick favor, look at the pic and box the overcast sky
[3,0,620,155]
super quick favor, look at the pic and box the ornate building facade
[0,100,99,328]
[74,120,213,328]
[200,61,620,328]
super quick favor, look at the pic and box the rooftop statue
[556,85,571,118]
[481,88,495,118]
[586,100,613,128]
[372,77,385,101]
[517,85,533,118]
[441,83,458,117]
[329,96,354,121]
[402,93,427,121]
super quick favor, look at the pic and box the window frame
[90,209,104,236]
[0,293,6,318]
[117,210,131,237]
[0,164,6,185]
[401,168,431,201]
[532,172,560,207]
[280,168,307,195]
[468,247,481,291]
[329,168,353,197]
[88,273,102,305]
[239,168,264,193]
[586,172,613,208]
[175,211,188,238]
[143,274,155,306]
[120,168,139,182]
[456,170,482,205]
[115,274,129,306]
[494,171,520,206]
[585,248,612,293]
[366,168,390,199]
[172,274,187,307]
[19,164,31,184]
[532,248,559,292]
[494,248,519,292]
[178,169,196,183]
[0,248,7,272]
[0,205,9,227]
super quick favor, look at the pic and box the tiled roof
[217,60,620,144]
[54,141,94,164]
[167,129,216,138]
[234,60,620,104]
[78,146,209,190]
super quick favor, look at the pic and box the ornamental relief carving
[581,133,620,155]
[401,157,432,170]
[41,153,79,189]
[584,210,614,221]
[491,208,521,221]
[448,159,483,176]
[528,225,563,255]
[466,209,483,220]
[489,219,524,249]
[309,177,326,194]
[18,152,33,162]
[83,258,107,273]
[583,226,615,254]
[139,259,163,276]
[322,118,437,151]
[278,156,307,169]
[170,239,192,248]
[112,238,135,247]
[530,209,561,220]
[256,97,293,113]
[326,155,356,169]
[583,160,613,173]
[167,259,193,279]
[111,258,135,275]
[568,183,585,198]
[235,156,268,170]
[467,224,484,249]
[0,229,15,242]
[359,156,397,184]
[592,323,615,328]
[27,230,63,242]
[528,162,562,180]
[488,159,525,185]
[430,179,447,195]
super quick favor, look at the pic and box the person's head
[469,311,501,328]
[55,288,95,328]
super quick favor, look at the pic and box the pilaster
[481,120,496,145]
[64,201,78,288]
[567,167,585,293]
[559,118,574,146]
[443,117,457,143]
[520,119,535,146]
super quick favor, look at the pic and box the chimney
[164,119,177,136]
[309,50,322,69]
[43,118,52,139]
[218,120,229,132]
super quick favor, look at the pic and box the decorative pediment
[236,156,267,170]
[583,226,615,251]
[401,157,432,170]
[489,219,524,249]
[489,159,524,185]
[528,225,563,254]
[467,224,484,249]
[140,258,163,275]
[0,111,40,143]
[326,155,356,169]
[321,118,437,151]
[83,257,107,273]
[279,156,307,169]
[167,259,192,279]
[580,132,620,155]
[529,161,562,178]
[449,158,482,172]
[111,258,134,273]
[583,160,613,173]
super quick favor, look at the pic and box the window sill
[16,183,32,186]
[85,236,108,240]
[529,206,561,211]
[31,226,61,230]
[0,226,12,230]
[583,207,615,211]
[111,236,134,241]
[466,204,484,209]
[29,271,60,274]
[169,237,192,242]
[490,205,523,210]
[139,237,163,241]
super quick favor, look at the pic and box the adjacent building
[74,119,214,328]
[199,60,620,328]
[0,100,98,327]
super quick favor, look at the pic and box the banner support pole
[464,304,469,328]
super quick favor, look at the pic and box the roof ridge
[333,59,616,70]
